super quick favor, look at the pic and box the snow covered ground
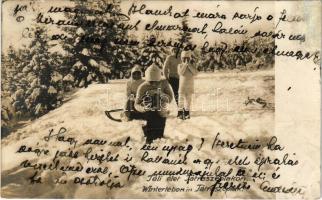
[1,70,275,198]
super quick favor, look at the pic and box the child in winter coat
[177,51,198,119]
[123,65,145,121]
[135,64,174,143]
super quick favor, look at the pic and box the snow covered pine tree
[60,0,137,86]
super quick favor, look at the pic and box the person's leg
[157,116,166,138]
[123,99,131,118]
[131,111,146,120]
[168,78,175,102]
[184,93,193,119]
[169,77,179,105]
[144,111,166,143]
[151,112,166,139]
[128,101,146,120]
[143,111,154,143]
[123,99,138,121]
[153,112,166,141]
[184,93,192,111]
[141,111,150,141]
[178,92,184,119]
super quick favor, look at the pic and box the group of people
[122,48,198,143]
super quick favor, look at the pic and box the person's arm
[134,84,146,112]
[188,64,198,75]
[162,80,174,104]
[178,63,188,75]
[124,82,131,110]
[126,81,131,98]
[163,56,170,79]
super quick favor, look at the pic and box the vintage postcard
[1,0,320,199]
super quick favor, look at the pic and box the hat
[131,65,143,80]
[131,65,143,75]
[145,64,161,81]
[181,51,192,59]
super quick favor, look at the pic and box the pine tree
[1,27,66,135]
[139,31,168,71]
[61,0,135,84]
[2,46,28,117]
[1,50,17,133]
[1,52,10,95]
[178,16,193,45]
[177,16,196,64]
[3,46,22,94]
[20,26,62,117]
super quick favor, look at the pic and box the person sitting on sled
[177,51,198,120]
[122,65,145,121]
[135,64,174,143]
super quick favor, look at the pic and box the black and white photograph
[1,0,320,199]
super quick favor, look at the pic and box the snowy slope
[1,70,275,198]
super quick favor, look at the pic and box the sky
[1,0,276,52]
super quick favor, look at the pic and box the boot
[184,110,190,119]
[142,125,148,137]
[177,110,184,120]
[143,125,153,144]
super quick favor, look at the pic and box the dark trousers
[124,100,147,121]
[142,111,166,143]
[168,77,179,105]
[125,101,166,143]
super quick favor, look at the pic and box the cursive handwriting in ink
[44,127,78,148]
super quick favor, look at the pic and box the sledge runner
[122,65,145,121]
[135,64,174,143]
[177,51,198,120]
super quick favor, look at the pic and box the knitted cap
[131,65,143,75]
[145,64,161,81]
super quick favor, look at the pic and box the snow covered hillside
[1,70,275,198]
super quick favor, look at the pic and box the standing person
[122,65,145,121]
[178,51,198,120]
[163,47,181,108]
[135,64,174,143]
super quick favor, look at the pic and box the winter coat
[178,63,198,94]
[135,79,174,113]
[163,55,181,79]
[126,66,144,98]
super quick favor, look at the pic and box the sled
[104,109,177,122]
[104,109,123,122]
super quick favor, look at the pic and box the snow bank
[1,70,275,198]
